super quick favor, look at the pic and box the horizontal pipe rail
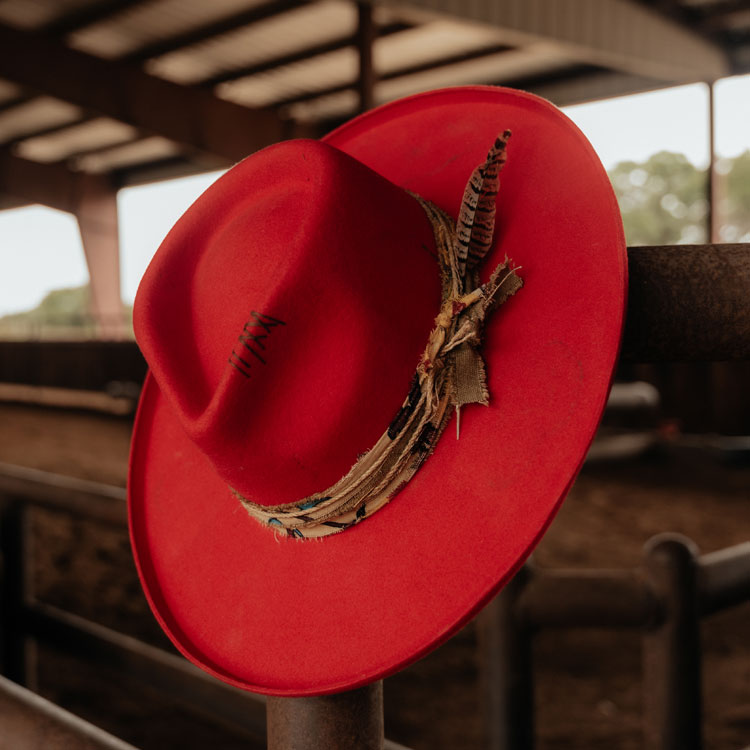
[2,464,749,750]
[0,462,126,525]
[698,541,750,616]
[0,673,138,750]
[0,340,147,391]
[623,244,750,362]
[519,568,657,628]
[0,246,746,371]
[2,464,748,625]
[23,602,414,750]
[22,602,267,742]
[519,551,750,630]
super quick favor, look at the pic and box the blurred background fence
[1,0,749,748]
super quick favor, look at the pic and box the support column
[643,535,703,750]
[356,2,376,113]
[75,175,125,340]
[267,682,384,750]
[707,81,720,243]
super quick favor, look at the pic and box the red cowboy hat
[128,86,626,696]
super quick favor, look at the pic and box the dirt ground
[0,401,748,749]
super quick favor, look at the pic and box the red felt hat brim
[128,86,627,696]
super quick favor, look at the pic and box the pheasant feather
[456,130,511,282]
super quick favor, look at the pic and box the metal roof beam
[0,195,28,210]
[0,22,289,163]
[0,148,111,214]
[395,0,730,82]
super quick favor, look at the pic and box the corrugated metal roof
[16,117,137,162]
[149,0,358,84]
[70,0,270,58]
[0,97,82,142]
[376,43,573,103]
[74,135,182,172]
[373,21,507,74]
[219,46,359,107]
[0,0,745,193]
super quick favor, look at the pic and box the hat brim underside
[128,86,627,696]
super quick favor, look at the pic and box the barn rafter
[0,0,745,336]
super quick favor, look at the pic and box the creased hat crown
[134,139,441,505]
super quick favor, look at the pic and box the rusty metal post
[477,566,534,750]
[355,2,376,112]
[266,681,384,750]
[643,535,702,750]
[0,500,30,685]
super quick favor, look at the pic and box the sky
[1,74,750,316]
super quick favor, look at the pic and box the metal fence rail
[1,242,749,748]
[0,466,413,749]
[479,536,750,750]
[1,462,749,749]
[0,673,138,750]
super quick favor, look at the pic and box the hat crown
[134,139,440,505]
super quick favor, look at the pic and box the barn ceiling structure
[0,0,747,334]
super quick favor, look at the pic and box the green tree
[0,285,134,339]
[719,149,750,242]
[608,152,708,246]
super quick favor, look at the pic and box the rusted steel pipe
[519,568,656,628]
[0,462,127,525]
[23,602,267,742]
[266,682,385,750]
[642,534,703,750]
[0,246,746,376]
[698,541,750,616]
[622,244,750,362]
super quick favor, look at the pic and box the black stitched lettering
[240,330,267,349]
[229,311,286,379]
[243,342,266,364]
[228,356,250,378]
[249,310,286,333]
[232,351,253,370]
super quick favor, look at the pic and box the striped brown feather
[456,130,511,277]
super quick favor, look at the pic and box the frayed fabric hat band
[233,131,523,539]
